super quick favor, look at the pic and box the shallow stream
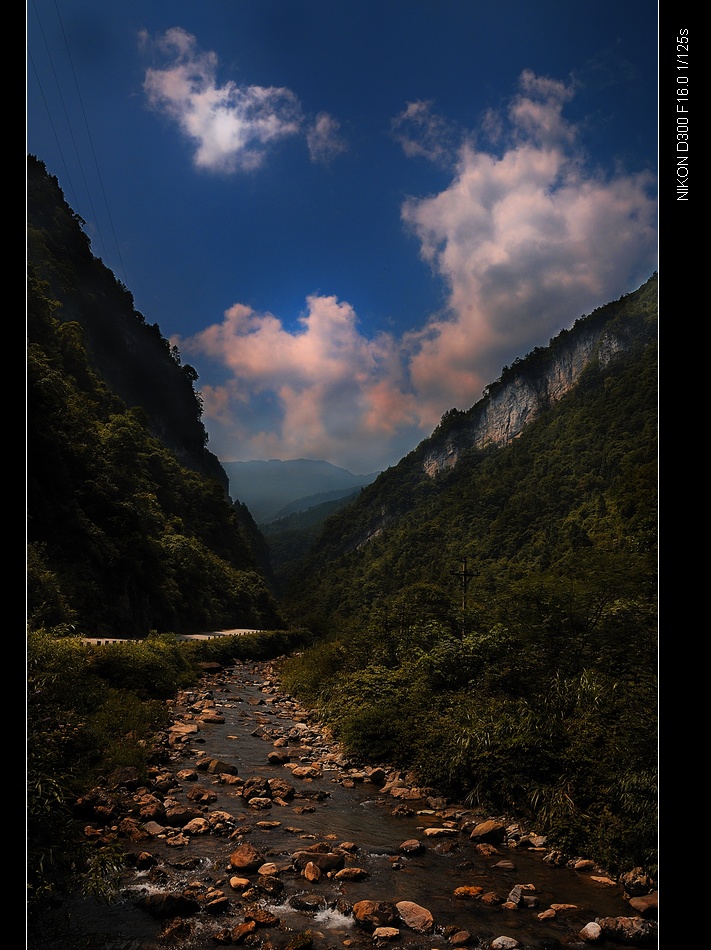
[64,660,638,950]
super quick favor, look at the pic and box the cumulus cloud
[181,296,422,472]
[400,69,656,430]
[142,28,345,171]
[179,69,656,471]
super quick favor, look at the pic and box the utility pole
[450,556,478,636]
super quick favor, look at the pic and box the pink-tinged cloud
[179,69,656,471]
[179,295,423,472]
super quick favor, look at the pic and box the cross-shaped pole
[449,556,478,635]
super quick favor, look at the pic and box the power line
[29,0,129,286]
[27,48,81,215]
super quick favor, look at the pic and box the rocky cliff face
[421,311,640,478]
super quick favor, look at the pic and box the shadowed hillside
[27,155,282,637]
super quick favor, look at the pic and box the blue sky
[27,0,658,474]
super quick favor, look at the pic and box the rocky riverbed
[66,658,658,950]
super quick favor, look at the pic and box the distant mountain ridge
[222,458,380,523]
[270,487,363,521]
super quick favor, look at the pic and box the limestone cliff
[421,275,656,478]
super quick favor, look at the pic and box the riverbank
[61,658,658,950]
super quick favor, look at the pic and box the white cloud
[179,69,656,471]
[400,70,656,429]
[143,28,346,172]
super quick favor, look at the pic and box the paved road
[82,628,264,646]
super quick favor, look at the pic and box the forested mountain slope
[282,274,657,626]
[27,154,225,490]
[278,274,657,875]
[27,155,282,637]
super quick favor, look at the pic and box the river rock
[396,900,434,933]
[372,927,400,940]
[229,842,264,871]
[207,809,236,829]
[268,776,296,799]
[398,838,424,854]
[334,867,368,880]
[164,802,203,826]
[621,868,655,897]
[248,796,273,809]
[187,785,217,804]
[229,876,251,891]
[242,776,271,799]
[293,850,345,873]
[629,892,658,919]
[449,931,473,945]
[579,920,602,941]
[454,885,483,898]
[303,861,321,882]
[230,920,256,943]
[353,900,398,930]
[268,750,291,764]
[469,820,506,844]
[366,767,387,785]
[206,758,238,775]
[244,905,280,926]
[597,916,657,946]
[138,798,166,822]
[177,768,199,781]
[289,892,327,913]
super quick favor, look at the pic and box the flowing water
[59,660,638,950]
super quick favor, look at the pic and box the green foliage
[27,630,165,921]
[184,628,313,666]
[84,637,195,700]
[27,269,283,637]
